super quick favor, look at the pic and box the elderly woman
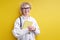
[12,2,40,40]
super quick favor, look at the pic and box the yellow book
[23,20,33,29]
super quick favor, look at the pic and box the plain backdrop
[0,0,60,40]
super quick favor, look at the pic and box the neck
[23,14,30,19]
[23,14,29,17]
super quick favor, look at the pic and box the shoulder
[14,17,20,23]
[16,17,20,21]
[30,16,37,22]
[15,16,23,22]
[15,16,22,21]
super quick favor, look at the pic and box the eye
[21,7,30,9]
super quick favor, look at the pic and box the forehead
[21,4,30,8]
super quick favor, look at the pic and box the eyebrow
[21,7,30,9]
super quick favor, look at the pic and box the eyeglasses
[21,7,31,9]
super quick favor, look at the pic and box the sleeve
[33,19,40,35]
[12,18,29,38]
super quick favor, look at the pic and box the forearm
[12,28,29,38]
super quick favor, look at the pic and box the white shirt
[12,15,40,40]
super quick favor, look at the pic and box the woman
[12,2,40,40]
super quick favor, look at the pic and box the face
[21,5,31,16]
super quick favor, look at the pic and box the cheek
[22,9,25,12]
[27,9,30,12]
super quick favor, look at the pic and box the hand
[28,26,36,31]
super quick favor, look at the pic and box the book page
[23,20,33,29]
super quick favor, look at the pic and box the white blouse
[12,15,40,40]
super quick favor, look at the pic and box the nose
[25,9,28,13]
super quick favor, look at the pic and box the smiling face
[21,2,31,16]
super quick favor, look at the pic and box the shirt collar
[21,15,30,19]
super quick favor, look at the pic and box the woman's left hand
[28,26,36,31]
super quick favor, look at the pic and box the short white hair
[20,2,31,9]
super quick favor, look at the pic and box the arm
[33,19,40,35]
[12,18,29,38]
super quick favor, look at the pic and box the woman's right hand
[28,26,36,31]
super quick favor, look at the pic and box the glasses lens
[22,7,30,9]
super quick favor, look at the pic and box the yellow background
[0,0,60,40]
